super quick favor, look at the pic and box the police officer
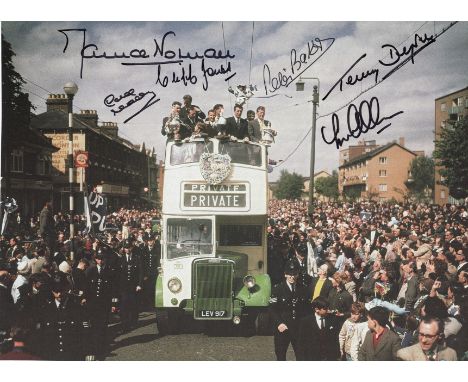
[36,275,89,360]
[294,245,312,288]
[269,260,311,361]
[117,238,143,333]
[84,250,116,360]
[141,234,161,311]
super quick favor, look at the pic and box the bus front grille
[193,261,233,319]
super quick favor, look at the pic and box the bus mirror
[258,260,264,269]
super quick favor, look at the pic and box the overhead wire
[22,77,141,143]
[272,21,458,168]
[221,22,233,112]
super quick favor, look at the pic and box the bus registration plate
[200,310,226,317]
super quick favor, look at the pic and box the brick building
[338,139,423,202]
[434,86,468,205]
[30,94,158,212]
[1,114,58,217]
[339,140,379,166]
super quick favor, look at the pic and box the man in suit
[225,104,249,140]
[444,230,461,252]
[397,317,457,361]
[179,94,205,121]
[398,260,419,312]
[310,263,333,302]
[297,296,338,360]
[360,260,382,302]
[181,105,204,133]
[39,201,55,253]
[117,239,143,333]
[0,270,13,333]
[367,223,380,252]
[455,248,468,274]
[358,306,401,361]
[269,260,310,360]
[248,106,270,142]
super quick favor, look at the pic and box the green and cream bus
[155,138,271,335]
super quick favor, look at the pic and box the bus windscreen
[166,218,213,259]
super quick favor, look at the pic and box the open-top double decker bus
[155,138,271,335]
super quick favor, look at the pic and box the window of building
[440,102,446,112]
[37,155,52,175]
[378,156,387,164]
[457,97,464,107]
[441,190,446,199]
[11,150,24,173]
[379,170,387,177]
[379,184,387,192]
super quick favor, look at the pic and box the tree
[2,34,33,127]
[405,155,435,202]
[2,34,34,196]
[365,186,379,202]
[433,118,468,199]
[315,170,339,200]
[274,170,304,200]
[343,187,362,201]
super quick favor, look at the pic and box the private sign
[183,183,248,208]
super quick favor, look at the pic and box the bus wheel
[255,311,271,336]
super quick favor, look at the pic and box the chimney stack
[46,94,68,113]
[100,122,119,137]
[77,110,98,128]
[398,137,405,147]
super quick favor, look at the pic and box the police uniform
[84,255,115,359]
[117,240,143,332]
[269,261,311,361]
[141,237,161,310]
[37,295,87,360]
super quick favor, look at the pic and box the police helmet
[284,260,300,276]
[122,239,133,249]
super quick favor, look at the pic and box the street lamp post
[64,82,78,261]
[296,77,320,225]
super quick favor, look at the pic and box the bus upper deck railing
[165,138,267,169]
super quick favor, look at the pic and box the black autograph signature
[262,37,335,95]
[155,59,235,91]
[322,32,440,101]
[320,96,404,149]
[58,29,236,80]
[104,89,160,123]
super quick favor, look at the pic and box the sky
[2,20,467,181]
[2,0,467,378]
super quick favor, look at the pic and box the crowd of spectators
[1,197,467,361]
[267,199,468,360]
[0,204,161,360]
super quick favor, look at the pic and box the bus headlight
[167,277,182,294]
[243,275,256,289]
